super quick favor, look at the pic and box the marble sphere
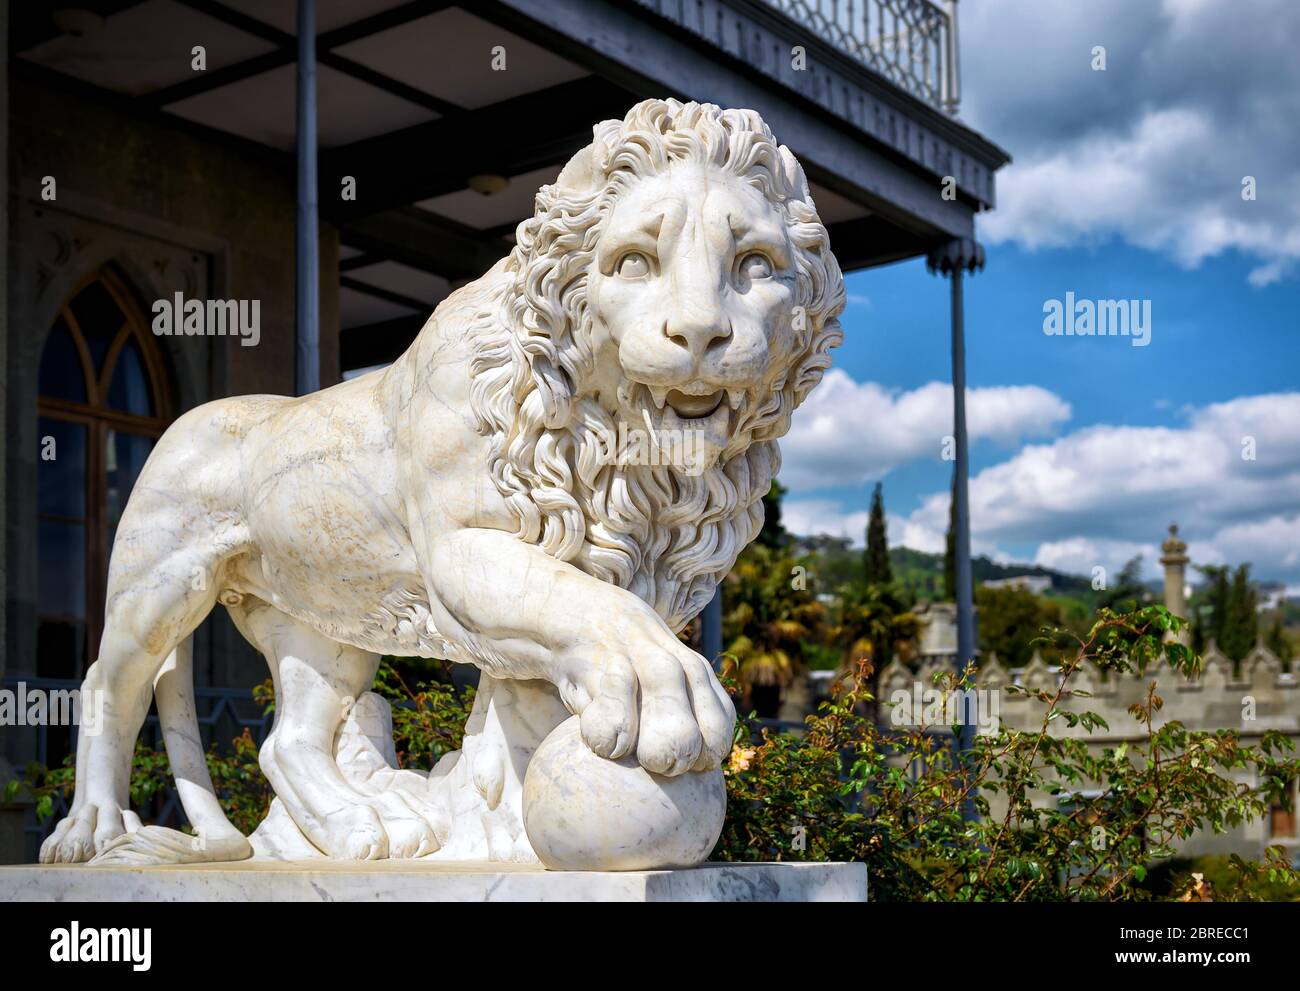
[522,716,727,870]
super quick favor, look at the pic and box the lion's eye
[616,252,650,278]
[738,252,772,281]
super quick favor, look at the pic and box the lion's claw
[566,620,735,777]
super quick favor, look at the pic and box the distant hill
[795,538,1100,604]
[792,527,1188,616]
[888,546,1098,601]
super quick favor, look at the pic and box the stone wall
[877,640,1299,859]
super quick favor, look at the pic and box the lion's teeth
[727,389,744,410]
[649,386,670,408]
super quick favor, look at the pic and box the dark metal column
[295,0,319,396]
[928,238,984,755]
[702,588,723,671]
[0,0,12,795]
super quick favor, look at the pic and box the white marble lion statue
[41,98,844,869]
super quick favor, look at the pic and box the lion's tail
[154,635,253,860]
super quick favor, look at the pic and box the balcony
[761,0,960,114]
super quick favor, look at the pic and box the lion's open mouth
[665,388,724,418]
[609,379,754,474]
[645,383,743,420]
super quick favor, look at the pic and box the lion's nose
[663,313,731,361]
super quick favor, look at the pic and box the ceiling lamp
[467,174,509,196]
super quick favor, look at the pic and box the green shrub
[713,604,1300,901]
[8,659,474,839]
[10,606,1298,902]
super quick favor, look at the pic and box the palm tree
[831,582,919,718]
[722,542,827,718]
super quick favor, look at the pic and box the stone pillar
[1160,523,1191,645]
[0,0,23,865]
[0,0,11,786]
[928,237,985,769]
[295,0,320,396]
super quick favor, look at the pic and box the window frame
[36,268,172,675]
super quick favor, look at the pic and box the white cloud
[1207,514,1300,576]
[780,369,1071,490]
[1032,537,1159,581]
[889,391,1300,582]
[894,516,945,556]
[781,499,867,545]
[781,503,985,557]
[962,0,1300,285]
[784,391,1300,583]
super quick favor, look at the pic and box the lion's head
[469,99,845,630]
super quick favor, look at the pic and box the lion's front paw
[562,626,736,777]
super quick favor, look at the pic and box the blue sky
[778,0,1300,589]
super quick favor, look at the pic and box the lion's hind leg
[236,602,444,860]
[40,528,238,864]
[90,825,252,866]
[86,635,253,866]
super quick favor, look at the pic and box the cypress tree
[1199,564,1231,649]
[1265,610,1293,662]
[757,480,789,550]
[864,482,892,586]
[1221,564,1258,662]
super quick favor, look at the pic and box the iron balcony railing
[763,0,961,114]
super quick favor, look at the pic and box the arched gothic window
[36,269,171,677]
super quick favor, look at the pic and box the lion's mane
[467,99,845,630]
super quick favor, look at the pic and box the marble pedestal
[0,860,867,902]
